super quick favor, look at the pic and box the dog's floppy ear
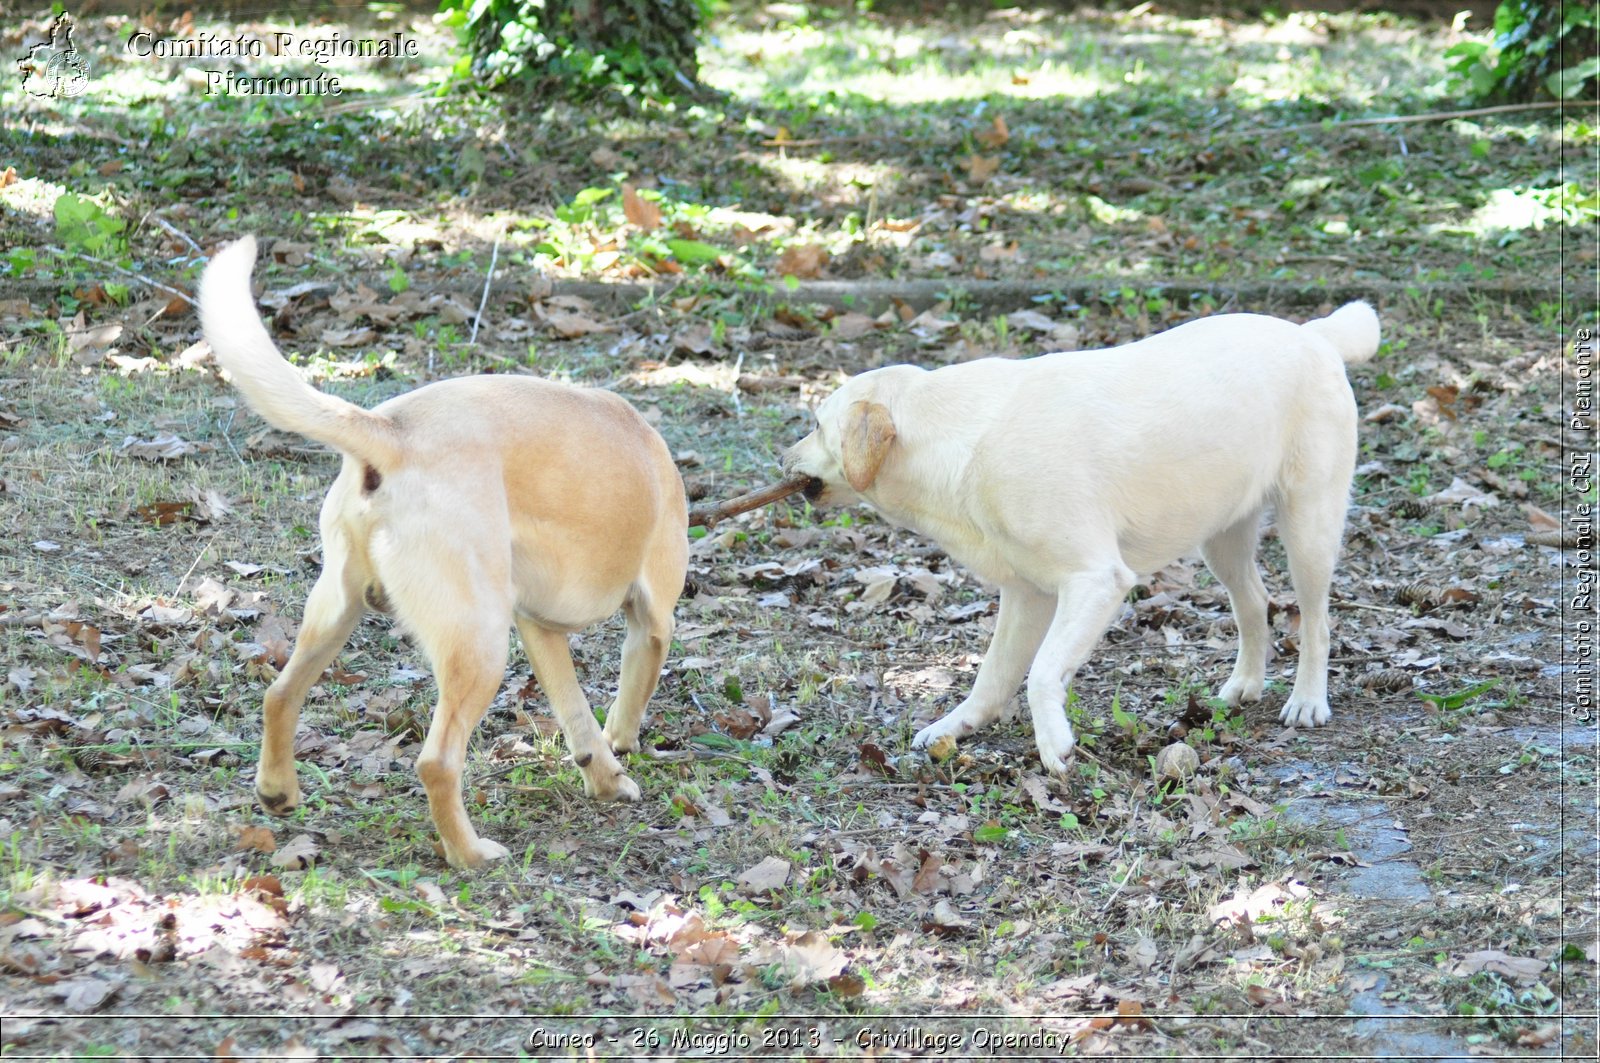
[841,400,896,492]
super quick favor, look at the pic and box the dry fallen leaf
[672,322,715,356]
[747,930,847,986]
[534,303,610,338]
[829,311,880,340]
[736,855,791,893]
[978,240,1019,262]
[319,326,378,348]
[134,499,199,527]
[1019,773,1066,812]
[69,321,123,354]
[251,614,292,670]
[119,432,206,462]
[827,971,866,997]
[1452,950,1547,983]
[976,113,1009,150]
[235,824,277,853]
[57,975,120,1012]
[925,899,970,932]
[774,244,829,279]
[270,833,320,870]
[963,154,1000,184]
[1007,309,1058,333]
[622,183,662,230]
[1522,503,1561,531]
[1116,999,1153,1029]
[1517,1024,1561,1048]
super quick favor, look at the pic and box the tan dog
[199,237,686,868]
[784,303,1378,773]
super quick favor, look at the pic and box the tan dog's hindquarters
[199,237,687,868]
[784,303,1379,774]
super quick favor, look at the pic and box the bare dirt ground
[1,3,1596,1060]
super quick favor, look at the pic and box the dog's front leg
[517,620,642,804]
[1026,563,1136,775]
[912,585,1054,749]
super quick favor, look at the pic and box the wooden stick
[43,246,195,306]
[1241,100,1566,138]
[764,102,1567,152]
[688,474,815,529]
[467,234,501,350]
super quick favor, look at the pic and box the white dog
[783,303,1378,773]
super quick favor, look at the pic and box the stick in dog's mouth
[687,473,822,529]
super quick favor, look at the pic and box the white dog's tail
[1304,301,1380,366]
[199,236,402,471]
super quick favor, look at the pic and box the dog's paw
[1035,731,1077,777]
[1217,673,1264,706]
[911,714,971,749]
[588,772,642,803]
[254,774,301,816]
[446,836,511,870]
[601,720,640,756]
[582,755,643,803]
[1279,696,1332,728]
[612,773,642,803]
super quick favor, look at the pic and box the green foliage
[1445,2,1598,103]
[52,192,126,259]
[1417,679,1502,712]
[438,0,710,102]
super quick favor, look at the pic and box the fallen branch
[1242,100,1566,138]
[43,246,195,307]
[140,211,205,257]
[760,133,892,148]
[688,474,815,529]
[763,101,1567,150]
[468,234,501,350]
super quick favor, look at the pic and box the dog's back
[887,305,1377,578]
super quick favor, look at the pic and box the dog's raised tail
[1305,301,1380,366]
[199,236,401,471]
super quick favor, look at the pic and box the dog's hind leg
[412,613,513,869]
[912,584,1053,749]
[1026,560,1137,775]
[1276,485,1349,728]
[517,619,643,804]
[256,535,365,817]
[603,588,678,757]
[1199,509,1271,707]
